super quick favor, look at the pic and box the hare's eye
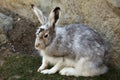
[44,34,48,38]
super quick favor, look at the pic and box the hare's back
[64,24,104,46]
[65,24,105,55]
[47,24,106,59]
[62,24,105,55]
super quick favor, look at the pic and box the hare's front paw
[37,66,46,72]
[41,69,56,74]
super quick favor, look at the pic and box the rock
[0,13,13,33]
[0,0,39,23]
[0,13,13,45]
[106,0,120,8]
[0,34,8,45]
[0,0,82,25]
[0,0,120,68]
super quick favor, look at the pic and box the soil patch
[0,6,39,55]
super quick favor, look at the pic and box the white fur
[37,56,48,72]
[60,67,78,76]
[38,50,107,77]
[38,50,77,74]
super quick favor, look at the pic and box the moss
[0,54,120,80]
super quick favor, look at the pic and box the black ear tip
[56,7,60,10]
[31,4,34,8]
[54,7,60,11]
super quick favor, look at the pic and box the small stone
[0,34,8,45]
[17,18,21,21]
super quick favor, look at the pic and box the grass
[0,54,120,80]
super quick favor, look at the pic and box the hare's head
[31,4,60,50]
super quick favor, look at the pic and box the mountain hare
[31,4,108,77]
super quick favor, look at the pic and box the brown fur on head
[35,26,55,50]
[32,5,60,50]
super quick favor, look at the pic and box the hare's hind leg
[76,57,108,77]
[59,58,89,77]
[59,57,107,77]
[59,67,80,77]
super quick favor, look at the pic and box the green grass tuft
[0,54,120,80]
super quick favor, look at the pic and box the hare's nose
[35,43,40,48]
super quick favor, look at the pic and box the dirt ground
[0,6,38,55]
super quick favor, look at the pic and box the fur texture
[32,5,108,77]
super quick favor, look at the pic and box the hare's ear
[31,4,47,25]
[48,7,60,26]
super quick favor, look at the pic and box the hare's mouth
[35,44,45,50]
